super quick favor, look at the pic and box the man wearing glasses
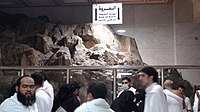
[117,77,136,97]
[0,75,38,112]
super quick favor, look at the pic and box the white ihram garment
[35,87,53,112]
[0,93,38,112]
[193,90,200,112]
[144,83,168,112]
[74,98,114,112]
[164,89,183,112]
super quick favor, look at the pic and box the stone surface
[0,12,144,103]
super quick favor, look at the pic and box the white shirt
[184,96,192,112]
[0,93,38,112]
[193,90,200,112]
[43,80,54,100]
[144,83,168,112]
[164,89,183,112]
[117,87,136,97]
[35,87,53,112]
[74,98,114,112]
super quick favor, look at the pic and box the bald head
[164,79,173,89]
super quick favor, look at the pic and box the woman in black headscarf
[52,84,80,112]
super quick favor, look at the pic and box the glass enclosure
[0,65,200,104]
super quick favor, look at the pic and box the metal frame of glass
[0,65,200,100]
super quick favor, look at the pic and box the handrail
[0,65,200,70]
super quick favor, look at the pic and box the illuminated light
[117,29,126,33]
[117,73,132,78]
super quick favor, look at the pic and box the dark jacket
[111,90,137,112]
[60,94,80,112]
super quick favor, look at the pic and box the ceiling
[0,0,173,8]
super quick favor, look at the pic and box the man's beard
[17,91,36,106]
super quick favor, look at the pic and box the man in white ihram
[74,81,114,112]
[0,76,38,112]
[31,72,53,112]
[117,77,136,97]
[138,66,168,112]
[163,79,183,112]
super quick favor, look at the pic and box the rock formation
[0,11,143,103]
[0,13,143,67]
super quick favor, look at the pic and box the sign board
[92,3,123,24]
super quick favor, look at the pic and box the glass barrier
[0,69,21,103]
[69,69,114,104]
[0,65,200,105]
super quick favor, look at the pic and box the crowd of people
[0,66,200,112]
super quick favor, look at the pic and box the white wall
[174,0,200,85]
[175,0,200,65]
[111,4,174,65]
